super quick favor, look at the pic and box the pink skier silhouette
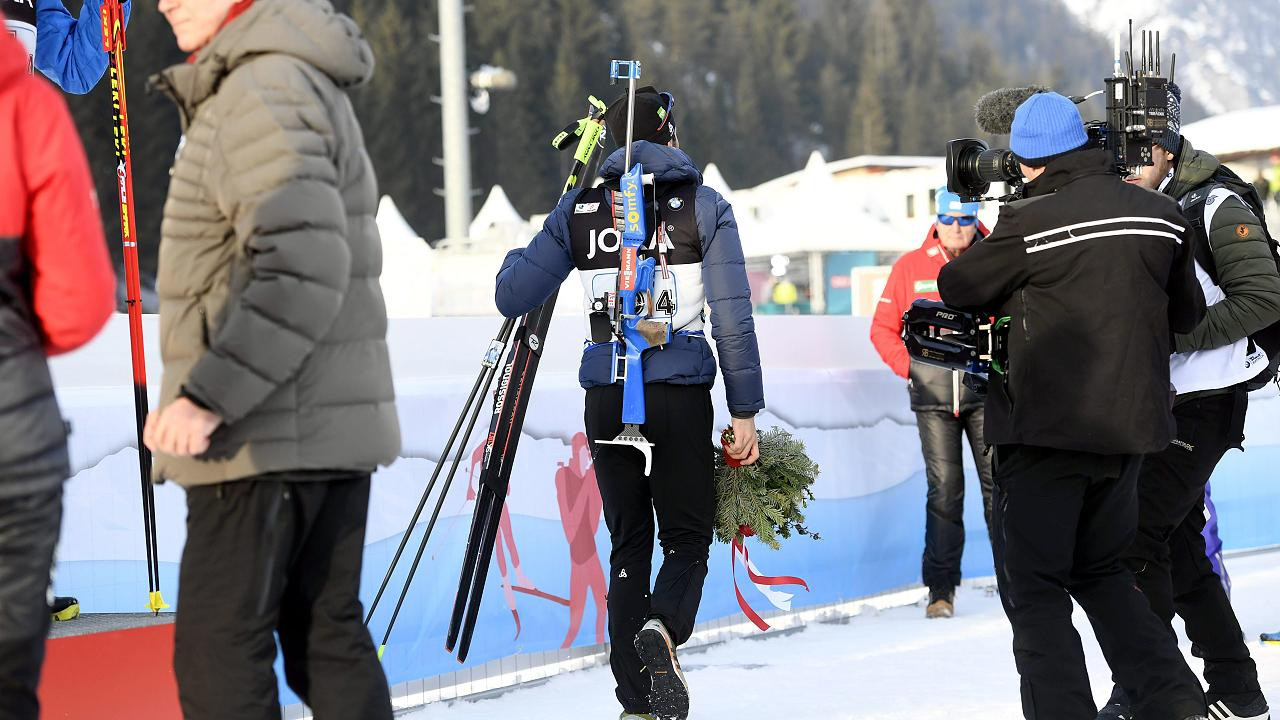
[469,442,537,638]
[555,433,607,648]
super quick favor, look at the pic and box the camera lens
[947,139,1024,202]
[975,149,1021,185]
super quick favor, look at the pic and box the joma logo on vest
[586,228,674,260]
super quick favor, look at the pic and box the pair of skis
[364,95,608,663]
[102,0,166,614]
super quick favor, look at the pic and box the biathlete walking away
[494,85,765,720]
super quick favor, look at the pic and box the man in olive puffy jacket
[1101,83,1279,720]
[147,1,399,717]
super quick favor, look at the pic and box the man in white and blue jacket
[3,0,131,94]
[495,86,763,720]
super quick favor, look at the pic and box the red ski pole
[102,0,167,615]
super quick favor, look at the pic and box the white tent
[470,185,525,239]
[702,162,734,202]
[377,196,435,318]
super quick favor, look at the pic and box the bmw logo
[668,197,684,211]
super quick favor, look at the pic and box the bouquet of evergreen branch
[713,426,820,550]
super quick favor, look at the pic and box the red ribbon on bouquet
[730,525,810,631]
[720,429,810,630]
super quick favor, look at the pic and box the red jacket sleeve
[21,81,115,356]
[870,258,911,378]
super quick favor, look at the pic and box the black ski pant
[991,445,1205,720]
[1124,389,1259,702]
[916,407,994,593]
[174,473,392,720]
[585,383,715,716]
[0,485,61,720]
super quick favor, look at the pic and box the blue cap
[936,185,980,216]
[1010,92,1089,165]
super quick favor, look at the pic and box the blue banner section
[46,316,1280,705]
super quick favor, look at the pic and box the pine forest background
[63,0,1193,283]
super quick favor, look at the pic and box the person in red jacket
[870,186,994,620]
[0,17,115,719]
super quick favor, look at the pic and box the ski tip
[377,644,386,661]
[146,591,170,613]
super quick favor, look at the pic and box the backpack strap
[1179,182,1221,286]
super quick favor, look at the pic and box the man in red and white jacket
[0,17,115,718]
[870,186,993,620]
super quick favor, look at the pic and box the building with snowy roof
[376,151,1000,316]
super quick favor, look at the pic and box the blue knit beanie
[1010,92,1089,166]
[936,185,980,216]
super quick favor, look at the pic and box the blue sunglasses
[937,215,977,226]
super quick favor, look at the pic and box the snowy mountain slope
[1063,0,1280,115]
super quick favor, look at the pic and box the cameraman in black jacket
[939,92,1209,720]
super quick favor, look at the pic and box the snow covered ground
[403,550,1280,719]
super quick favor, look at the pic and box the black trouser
[991,445,1204,720]
[585,383,715,715]
[916,407,994,592]
[174,473,392,720]
[0,486,61,720]
[1125,390,1259,701]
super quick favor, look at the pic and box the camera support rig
[902,300,1010,384]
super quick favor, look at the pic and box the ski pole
[365,319,515,649]
[377,377,499,658]
[102,0,166,615]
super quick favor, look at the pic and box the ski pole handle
[100,0,125,52]
[557,97,609,196]
[551,118,586,152]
